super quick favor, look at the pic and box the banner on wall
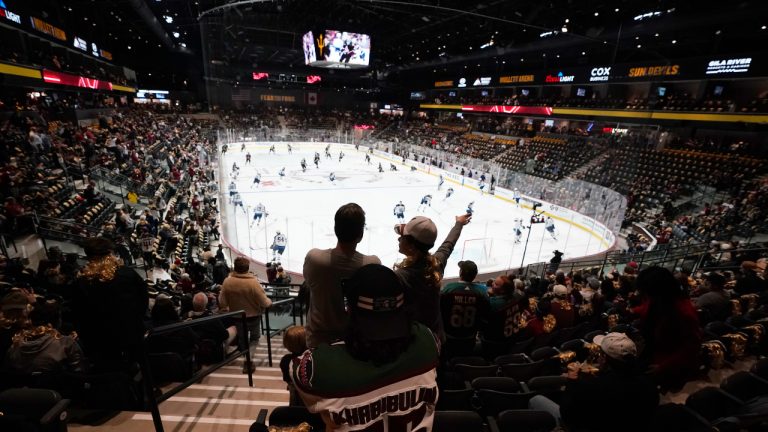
[307,92,318,105]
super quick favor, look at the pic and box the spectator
[531,332,659,432]
[303,203,380,348]
[292,264,439,430]
[548,250,564,273]
[187,292,236,352]
[734,261,767,295]
[482,275,526,343]
[279,325,307,406]
[0,290,33,358]
[274,266,292,285]
[5,324,87,374]
[550,283,576,329]
[265,262,277,284]
[394,214,472,341]
[218,256,272,372]
[633,266,702,392]
[693,272,731,321]
[440,260,490,343]
[146,296,199,358]
[71,237,148,372]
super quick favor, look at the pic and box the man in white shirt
[303,203,381,348]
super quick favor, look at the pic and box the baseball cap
[345,264,410,341]
[458,260,478,280]
[401,216,438,249]
[593,332,637,361]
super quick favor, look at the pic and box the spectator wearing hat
[303,203,381,348]
[292,264,439,430]
[394,213,472,341]
[632,267,701,392]
[531,332,659,432]
[693,272,731,321]
[71,237,148,372]
[440,260,490,350]
[550,283,576,329]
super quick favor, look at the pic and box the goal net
[461,238,495,266]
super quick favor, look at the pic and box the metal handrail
[140,310,253,432]
[263,297,301,367]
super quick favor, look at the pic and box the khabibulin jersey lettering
[292,323,439,431]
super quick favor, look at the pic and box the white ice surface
[219,142,609,279]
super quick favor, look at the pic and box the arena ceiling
[8,1,768,87]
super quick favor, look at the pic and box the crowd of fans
[1,102,767,430]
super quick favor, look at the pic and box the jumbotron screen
[304,29,371,69]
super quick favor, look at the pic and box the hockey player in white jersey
[272,231,287,261]
[251,202,266,227]
[228,180,237,203]
[393,201,405,223]
[279,167,286,178]
[300,158,307,172]
[329,172,336,184]
[417,194,433,212]
[232,192,246,214]
[478,181,487,195]
[545,216,557,240]
[466,201,475,215]
[444,187,454,200]
[251,172,261,188]
[438,175,445,190]
[513,188,521,208]
[513,218,525,244]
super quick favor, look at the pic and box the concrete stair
[70,337,291,432]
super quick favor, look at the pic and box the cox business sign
[589,66,611,82]
[706,58,751,75]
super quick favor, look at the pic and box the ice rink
[219,142,610,279]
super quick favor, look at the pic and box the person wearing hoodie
[5,324,87,374]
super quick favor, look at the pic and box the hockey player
[269,144,276,154]
[329,172,336,184]
[233,192,246,214]
[444,187,454,200]
[221,144,228,154]
[378,162,384,173]
[390,163,398,171]
[279,167,286,178]
[228,180,237,203]
[287,143,293,154]
[438,175,445,190]
[251,172,261,188]
[418,194,433,212]
[301,158,307,172]
[545,216,557,240]
[513,188,521,208]
[466,201,475,215]
[314,152,320,168]
[365,153,371,165]
[272,231,287,261]
[393,201,405,223]
[338,151,345,162]
[241,143,246,152]
[513,218,525,244]
[478,181,486,195]
[245,152,252,165]
[251,202,266,227]
[325,145,331,159]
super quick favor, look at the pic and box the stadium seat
[491,409,557,432]
[686,387,744,422]
[649,403,713,432]
[720,371,768,402]
[471,377,523,393]
[0,388,70,432]
[494,353,531,366]
[454,363,499,381]
[475,389,538,417]
[436,388,474,411]
[433,410,484,432]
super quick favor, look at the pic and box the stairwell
[567,146,617,180]
[69,337,291,432]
